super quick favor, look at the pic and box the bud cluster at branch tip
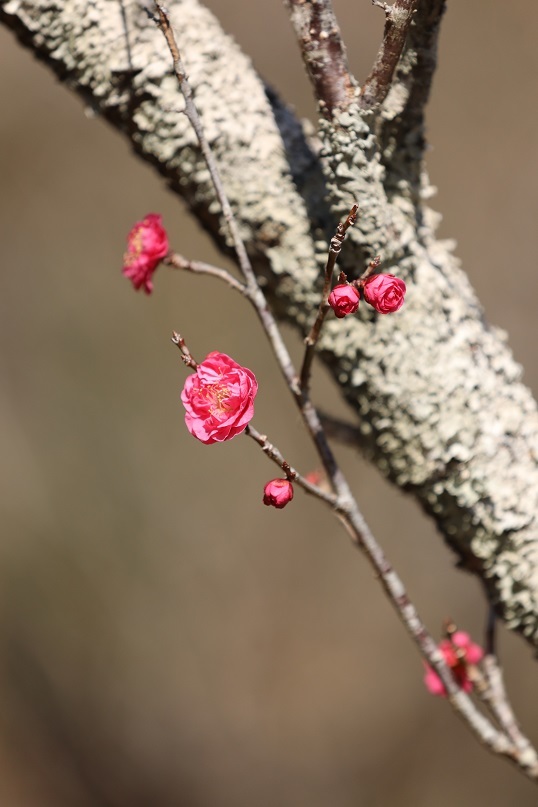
[327,262,406,320]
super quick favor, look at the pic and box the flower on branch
[263,478,294,509]
[181,352,258,444]
[424,631,484,697]
[328,284,360,318]
[362,274,406,313]
[122,213,169,294]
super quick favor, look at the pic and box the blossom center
[124,226,143,265]
[206,383,231,416]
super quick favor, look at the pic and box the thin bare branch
[360,0,419,110]
[357,256,381,284]
[379,0,446,186]
[245,424,338,507]
[154,1,343,494]
[153,3,257,292]
[171,332,198,370]
[480,656,537,764]
[284,0,356,117]
[397,0,446,136]
[165,253,247,296]
[300,204,358,392]
[156,4,538,782]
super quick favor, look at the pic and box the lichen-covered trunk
[3,0,538,649]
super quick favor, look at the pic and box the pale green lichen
[3,0,538,648]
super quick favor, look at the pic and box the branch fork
[155,2,538,778]
[153,0,538,784]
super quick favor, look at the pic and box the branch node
[171,331,198,369]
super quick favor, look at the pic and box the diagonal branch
[283,0,356,117]
[154,1,347,499]
[245,424,338,507]
[156,7,538,781]
[154,3,257,292]
[379,0,446,188]
[300,204,358,392]
[360,0,419,110]
[397,0,446,131]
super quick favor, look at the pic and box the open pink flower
[363,273,406,313]
[424,631,484,697]
[181,352,258,444]
[123,213,169,294]
[263,478,294,509]
[328,284,360,318]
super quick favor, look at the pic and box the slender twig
[165,253,247,296]
[245,424,338,507]
[155,6,538,782]
[153,3,257,293]
[360,0,419,110]
[394,0,446,128]
[357,256,381,285]
[480,655,537,765]
[379,0,446,187]
[300,204,358,392]
[444,617,536,765]
[283,0,356,117]
[171,332,197,370]
[395,0,446,138]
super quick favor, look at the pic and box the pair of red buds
[329,274,406,318]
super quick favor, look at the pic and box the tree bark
[3,0,538,650]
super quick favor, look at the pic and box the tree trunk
[3,0,538,650]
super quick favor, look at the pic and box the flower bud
[362,274,406,313]
[328,284,360,318]
[263,478,294,509]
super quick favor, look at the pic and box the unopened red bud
[328,284,360,318]
[263,478,294,509]
[363,274,406,313]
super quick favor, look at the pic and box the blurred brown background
[1,2,538,805]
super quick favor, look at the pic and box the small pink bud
[424,630,484,697]
[362,273,406,313]
[328,284,360,318]
[123,213,169,294]
[263,478,294,509]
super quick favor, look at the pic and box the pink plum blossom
[123,213,169,294]
[181,352,258,444]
